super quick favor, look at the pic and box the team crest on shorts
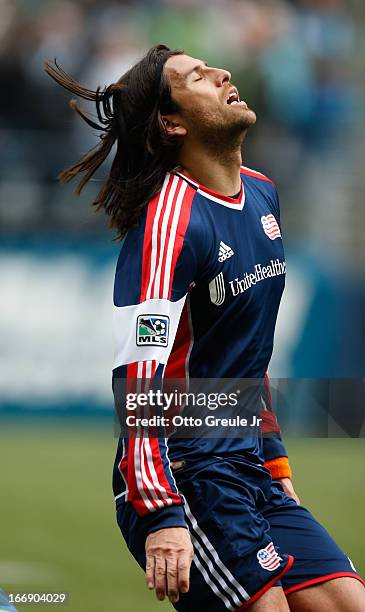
[257,542,282,571]
[136,315,169,346]
[261,214,282,240]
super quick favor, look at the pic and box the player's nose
[214,68,231,87]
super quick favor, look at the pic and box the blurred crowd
[0,0,364,265]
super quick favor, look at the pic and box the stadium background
[0,0,364,610]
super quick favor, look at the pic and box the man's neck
[177,145,243,197]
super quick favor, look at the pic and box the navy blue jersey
[112,167,287,532]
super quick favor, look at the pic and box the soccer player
[45,45,365,611]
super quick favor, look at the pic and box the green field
[0,421,364,612]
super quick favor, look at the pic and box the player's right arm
[145,527,194,603]
[112,175,198,602]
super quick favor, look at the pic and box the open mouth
[227,89,240,105]
[226,88,248,108]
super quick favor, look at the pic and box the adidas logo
[218,241,234,262]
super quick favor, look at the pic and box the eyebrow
[183,61,208,78]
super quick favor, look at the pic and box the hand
[145,527,194,604]
[277,477,301,505]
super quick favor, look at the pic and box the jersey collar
[173,170,245,211]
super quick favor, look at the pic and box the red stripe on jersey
[140,175,195,302]
[261,403,281,433]
[149,360,158,380]
[151,176,175,298]
[261,373,281,433]
[124,364,142,509]
[133,438,162,516]
[125,438,143,510]
[140,174,174,301]
[125,358,181,515]
[174,170,243,205]
[148,437,181,503]
[131,421,170,514]
[240,166,274,184]
[139,363,176,508]
[126,362,138,392]
[154,178,181,298]
[139,439,161,511]
[164,300,192,379]
[124,361,162,514]
[137,183,194,509]
[198,183,243,204]
[166,184,195,299]
[163,301,193,437]
[125,173,195,515]
[138,437,162,510]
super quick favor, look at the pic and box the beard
[185,104,257,157]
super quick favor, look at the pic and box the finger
[178,552,193,594]
[154,556,167,601]
[145,554,155,590]
[166,556,179,603]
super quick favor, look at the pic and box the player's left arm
[261,372,300,505]
[260,182,300,504]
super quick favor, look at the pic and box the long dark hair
[44,44,183,239]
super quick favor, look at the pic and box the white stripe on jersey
[114,491,127,501]
[196,188,245,210]
[152,175,179,298]
[162,180,188,298]
[241,165,267,178]
[146,174,170,300]
[133,372,156,511]
[134,364,164,510]
[142,436,170,503]
[138,360,171,507]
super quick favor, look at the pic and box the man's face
[164,54,256,145]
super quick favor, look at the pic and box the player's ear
[161,115,187,138]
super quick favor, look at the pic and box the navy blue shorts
[116,456,364,610]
